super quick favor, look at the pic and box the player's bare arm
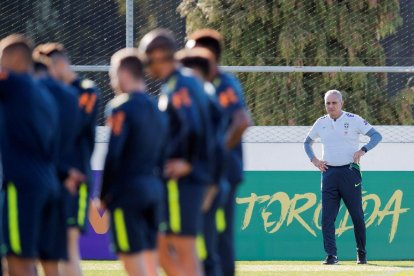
[226,108,251,149]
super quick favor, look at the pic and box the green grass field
[80,260,414,276]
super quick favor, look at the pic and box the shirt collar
[328,111,345,122]
[163,66,180,83]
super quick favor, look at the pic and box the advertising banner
[235,171,414,260]
[80,170,414,260]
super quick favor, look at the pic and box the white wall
[244,143,414,171]
[92,126,414,171]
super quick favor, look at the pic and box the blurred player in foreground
[32,48,81,191]
[139,29,215,276]
[35,43,99,276]
[32,44,85,275]
[187,29,251,276]
[99,48,168,275]
[304,89,382,265]
[176,47,228,276]
[0,34,62,276]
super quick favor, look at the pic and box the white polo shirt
[307,111,373,166]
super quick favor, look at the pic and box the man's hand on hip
[353,150,365,164]
[312,158,328,172]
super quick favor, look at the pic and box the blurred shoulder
[315,114,328,124]
[74,77,100,94]
[106,93,129,116]
[178,67,202,87]
[345,112,357,118]
[80,78,97,90]
[344,111,365,122]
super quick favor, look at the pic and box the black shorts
[2,182,67,260]
[160,179,207,237]
[109,181,162,255]
[64,182,89,232]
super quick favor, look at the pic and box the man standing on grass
[139,29,214,276]
[176,47,228,276]
[100,48,168,275]
[35,43,100,276]
[303,90,382,265]
[32,45,83,275]
[0,34,62,276]
[187,29,251,276]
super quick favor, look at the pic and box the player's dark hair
[139,29,177,58]
[119,55,144,80]
[176,48,211,79]
[33,61,49,75]
[0,34,33,64]
[111,48,145,80]
[175,48,215,80]
[187,29,223,61]
[181,56,211,80]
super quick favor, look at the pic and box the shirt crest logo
[344,122,349,129]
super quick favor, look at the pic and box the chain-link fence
[1,0,413,141]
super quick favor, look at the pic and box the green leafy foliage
[179,0,412,125]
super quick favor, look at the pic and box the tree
[0,0,125,65]
[179,0,413,125]
[25,0,60,43]
[116,0,185,47]
[53,0,125,65]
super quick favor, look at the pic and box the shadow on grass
[363,263,414,269]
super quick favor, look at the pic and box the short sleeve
[355,115,373,135]
[307,120,320,140]
[218,85,244,115]
[216,74,245,115]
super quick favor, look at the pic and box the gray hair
[324,89,343,102]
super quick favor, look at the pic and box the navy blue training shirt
[0,71,60,192]
[213,71,246,186]
[158,68,215,185]
[66,77,99,184]
[37,75,81,181]
[100,92,168,205]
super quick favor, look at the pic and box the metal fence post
[126,0,134,47]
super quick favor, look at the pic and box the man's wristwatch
[361,147,368,153]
